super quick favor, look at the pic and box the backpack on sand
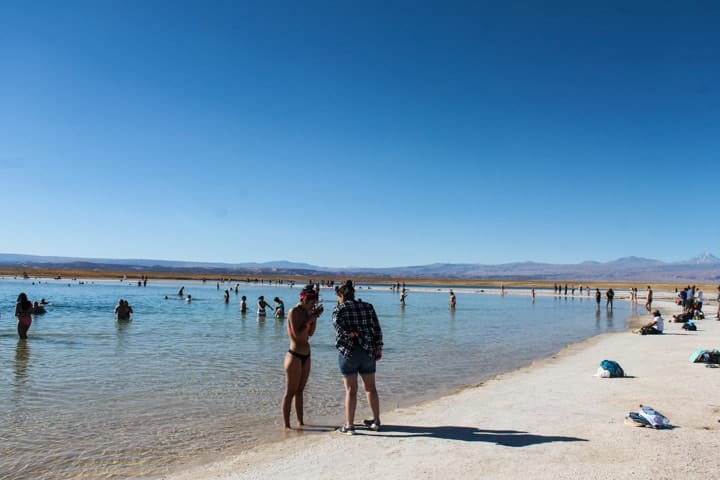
[599,359,625,378]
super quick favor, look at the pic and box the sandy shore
[164,294,719,480]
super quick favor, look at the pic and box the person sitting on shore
[670,311,693,323]
[634,310,664,335]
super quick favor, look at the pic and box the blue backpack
[600,359,625,378]
[682,321,697,331]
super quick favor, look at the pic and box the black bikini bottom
[288,349,311,366]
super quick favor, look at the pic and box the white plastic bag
[594,367,611,378]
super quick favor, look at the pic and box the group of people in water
[11,284,291,340]
[256,295,285,318]
[173,286,286,319]
[11,280,720,438]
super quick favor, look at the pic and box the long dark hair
[17,292,32,310]
[299,284,318,301]
[335,280,355,301]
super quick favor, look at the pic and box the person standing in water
[332,280,383,435]
[645,285,653,313]
[114,299,133,320]
[606,288,615,310]
[281,285,323,429]
[240,295,248,314]
[274,297,285,318]
[449,289,456,309]
[15,293,34,339]
[257,296,273,316]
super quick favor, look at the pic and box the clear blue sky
[1,1,718,268]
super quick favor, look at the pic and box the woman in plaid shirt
[332,280,383,435]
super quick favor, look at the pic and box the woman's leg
[360,373,380,424]
[294,359,311,426]
[343,374,358,426]
[281,353,302,429]
[17,322,29,340]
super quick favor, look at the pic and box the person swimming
[32,301,47,315]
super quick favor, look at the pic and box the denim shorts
[338,345,376,376]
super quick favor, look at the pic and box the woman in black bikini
[281,285,324,430]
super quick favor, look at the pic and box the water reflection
[14,339,30,383]
[116,318,132,334]
[116,318,132,356]
[595,308,601,328]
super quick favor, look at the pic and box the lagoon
[0,277,631,479]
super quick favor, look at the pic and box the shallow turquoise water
[0,277,629,479]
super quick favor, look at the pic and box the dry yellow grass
[1,267,713,292]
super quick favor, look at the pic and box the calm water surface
[0,277,632,479]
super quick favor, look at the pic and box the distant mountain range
[1,252,719,283]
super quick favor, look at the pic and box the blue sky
[1,1,718,268]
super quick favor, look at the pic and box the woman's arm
[307,317,317,337]
[307,304,324,336]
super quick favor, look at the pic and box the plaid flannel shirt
[332,300,383,359]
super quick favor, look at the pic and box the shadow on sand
[367,425,588,447]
